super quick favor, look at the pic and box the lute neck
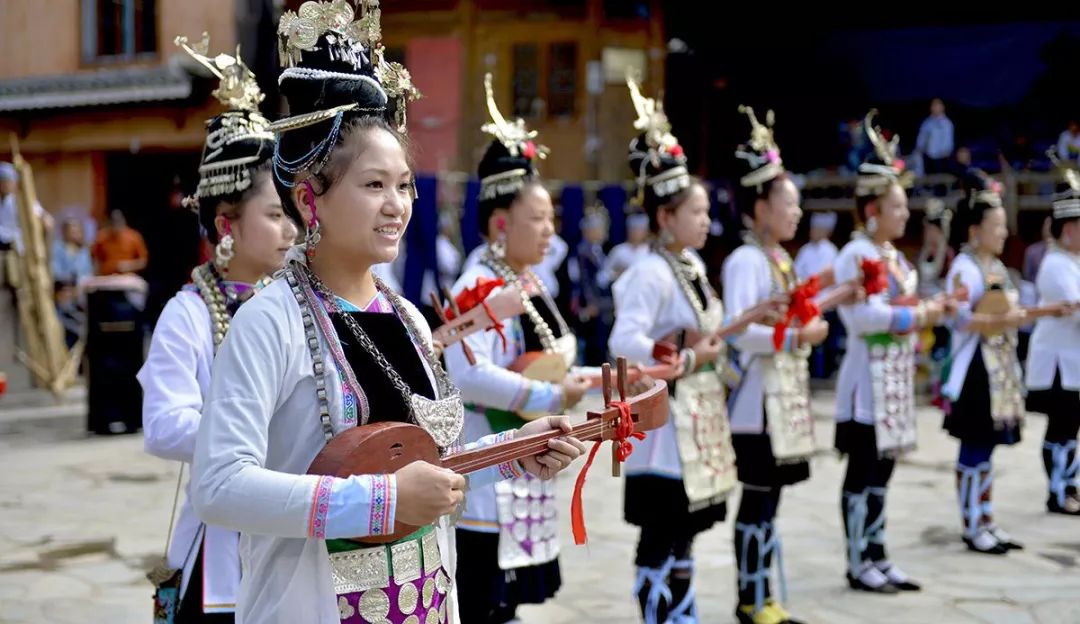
[442,419,607,475]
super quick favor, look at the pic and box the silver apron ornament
[868,334,918,456]
[494,475,560,569]
[974,264,1025,429]
[761,347,815,462]
[671,303,738,510]
[757,243,816,463]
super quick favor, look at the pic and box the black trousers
[176,548,234,624]
[842,445,896,564]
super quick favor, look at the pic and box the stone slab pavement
[0,390,1077,623]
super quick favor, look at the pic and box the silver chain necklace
[302,263,457,402]
[481,249,569,353]
[289,262,464,448]
[655,246,710,332]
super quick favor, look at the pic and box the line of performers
[136,3,1080,624]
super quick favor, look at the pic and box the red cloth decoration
[523,141,537,160]
[772,276,822,351]
[669,144,684,158]
[570,400,644,545]
[860,258,888,296]
[445,277,508,351]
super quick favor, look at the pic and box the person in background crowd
[92,209,149,276]
[795,211,842,378]
[1022,215,1053,284]
[602,211,651,286]
[0,161,54,257]
[51,218,93,347]
[794,211,838,280]
[916,98,955,175]
[574,205,613,366]
[1056,119,1080,165]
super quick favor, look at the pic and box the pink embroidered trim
[297,276,371,423]
[369,475,392,535]
[308,476,334,538]
[493,430,524,479]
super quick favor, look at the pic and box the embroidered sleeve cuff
[463,430,525,488]
[319,474,397,539]
[888,307,915,334]
[492,430,525,481]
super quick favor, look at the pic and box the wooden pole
[9,134,74,394]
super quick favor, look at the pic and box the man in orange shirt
[91,210,148,275]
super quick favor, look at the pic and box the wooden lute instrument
[429,284,525,364]
[307,358,668,544]
[972,283,1076,336]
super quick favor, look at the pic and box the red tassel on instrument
[570,401,644,545]
[772,276,822,351]
[445,277,509,351]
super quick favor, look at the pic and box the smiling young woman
[186,5,584,624]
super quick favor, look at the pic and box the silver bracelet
[680,348,697,378]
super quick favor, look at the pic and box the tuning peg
[601,362,612,406]
[617,357,628,402]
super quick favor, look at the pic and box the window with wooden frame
[510,41,579,120]
[81,0,158,64]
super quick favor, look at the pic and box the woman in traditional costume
[1025,160,1080,517]
[942,170,1030,554]
[190,4,584,623]
[139,36,296,623]
[607,75,735,624]
[444,73,590,624]
[833,112,942,593]
[721,107,823,624]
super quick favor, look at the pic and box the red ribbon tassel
[570,401,644,545]
[445,277,509,351]
[860,258,888,296]
[772,276,822,351]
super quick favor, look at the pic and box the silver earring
[214,233,234,272]
[305,218,321,262]
[491,232,507,258]
[866,216,878,235]
[658,228,675,246]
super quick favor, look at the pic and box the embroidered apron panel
[980,282,1025,428]
[671,304,737,509]
[867,334,918,456]
[761,349,815,462]
[758,244,816,462]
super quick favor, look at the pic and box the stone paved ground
[1,389,1078,623]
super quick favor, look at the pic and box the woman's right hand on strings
[394,461,466,526]
[560,375,591,410]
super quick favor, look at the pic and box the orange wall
[0,0,236,80]
[24,153,97,222]
[0,0,80,78]
[406,37,463,173]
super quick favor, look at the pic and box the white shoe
[964,528,1007,554]
[987,525,1022,550]
[874,561,921,591]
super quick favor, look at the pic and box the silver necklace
[655,246,710,332]
[481,249,569,353]
[290,262,463,448]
